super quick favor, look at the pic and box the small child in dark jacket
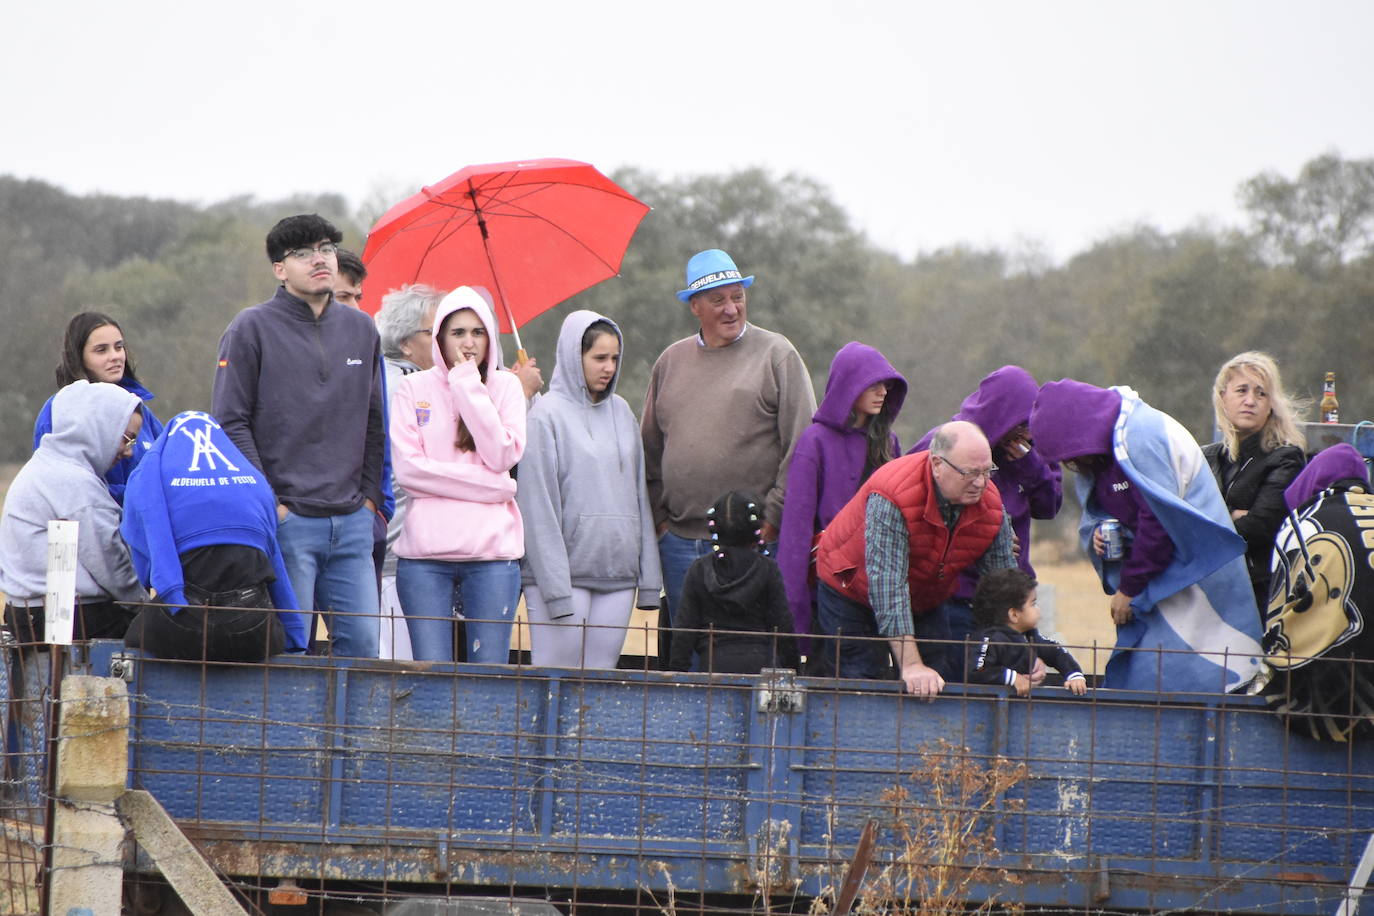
[669,491,800,674]
[968,568,1087,696]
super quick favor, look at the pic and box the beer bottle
[1321,371,1339,424]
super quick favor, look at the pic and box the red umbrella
[361,158,650,354]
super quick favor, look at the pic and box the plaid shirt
[864,492,1015,638]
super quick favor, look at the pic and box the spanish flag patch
[218,359,228,368]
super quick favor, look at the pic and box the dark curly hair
[971,568,1037,629]
[265,214,343,263]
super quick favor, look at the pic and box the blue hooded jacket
[121,410,307,651]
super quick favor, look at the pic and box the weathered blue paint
[82,643,1373,914]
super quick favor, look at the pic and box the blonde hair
[1212,351,1307,460]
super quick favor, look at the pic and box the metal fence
[3,630,1372,915]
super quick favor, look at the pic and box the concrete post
[48,675,128,916]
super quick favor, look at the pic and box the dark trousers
[124,583,284,662]
[939,597,977,682]
[4,600,137,645]
[3,599,137,811]
[813,582,954,681]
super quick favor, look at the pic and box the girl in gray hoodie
[517,311,662,669]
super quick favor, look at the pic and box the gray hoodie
[516,310,662,616]
[0,380,146,604]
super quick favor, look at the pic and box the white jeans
[523,584,635,670]
[378,575,414,661]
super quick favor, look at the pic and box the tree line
[1,153,1371,467]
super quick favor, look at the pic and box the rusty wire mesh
[0,609,1371,915]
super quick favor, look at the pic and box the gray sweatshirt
[211,287,385,517]
[516,310,662,617]
[0,380,147,605]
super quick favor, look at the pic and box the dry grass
[808,739,1028,916]
[1033,548,1119,677]
[1,819,41,916]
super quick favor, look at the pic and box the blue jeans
[657,532,712,626]
[277,504,380,659]
[815,582,953,681]
[396,558,519,664]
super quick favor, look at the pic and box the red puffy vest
[816,451,1004,613]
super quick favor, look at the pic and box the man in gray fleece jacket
[211,214,385,658]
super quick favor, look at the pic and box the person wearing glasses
[2,379,148,807]
[907,366,1063,681]
[814,420,1017,696]
[3,379,147,642]
[1029,379,1263,694]
[32,311,165,504]
[212,214,386,659]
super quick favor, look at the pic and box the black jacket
[1202,436,1305,607]
[968,625,1084,687]
[670,548,800,673]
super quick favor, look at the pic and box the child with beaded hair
[668,491,799,674]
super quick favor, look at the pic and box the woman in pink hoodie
[390,287,526,663]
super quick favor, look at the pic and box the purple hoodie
[910,366,1063,594]
[777,342,907,637]
[1285,443,1369,511]
[1030,379,1173,596]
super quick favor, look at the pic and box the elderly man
[908,366,1062,680]
[815,420,1016,696]
[641,249,817,642]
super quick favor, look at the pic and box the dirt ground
[1028,549,1119,676]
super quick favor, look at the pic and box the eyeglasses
[281,243,339,262]
[938,456,998,481]
[122,432,138,449]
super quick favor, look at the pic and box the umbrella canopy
[361,159,650,344]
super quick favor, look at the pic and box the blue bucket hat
[676,249,755,302]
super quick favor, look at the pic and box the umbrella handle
[515,348,529,366]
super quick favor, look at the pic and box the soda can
[1100,519,1124,561]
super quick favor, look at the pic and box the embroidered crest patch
[416,401,431,427]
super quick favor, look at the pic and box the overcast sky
[6,0,1372,262]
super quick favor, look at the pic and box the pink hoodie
[390,287,526,561]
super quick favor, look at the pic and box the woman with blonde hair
[1202,351,1306,615]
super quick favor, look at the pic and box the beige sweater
[641,324,816,538]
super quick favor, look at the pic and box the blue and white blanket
[1077,388,1263,692]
